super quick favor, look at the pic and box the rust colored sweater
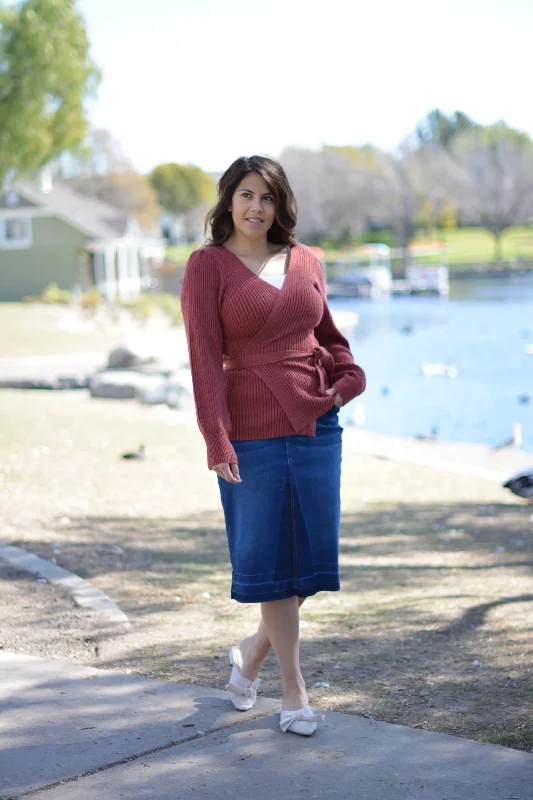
[180,243,366,469]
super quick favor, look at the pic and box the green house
[0,181,165,302]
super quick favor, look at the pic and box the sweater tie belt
[223,346,335,395]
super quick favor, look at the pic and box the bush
[118,292,182,325]
[80,287,103,309]
[41,282,72,304]
[155,293,183,326]
[117,294,156,321]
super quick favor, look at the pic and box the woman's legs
[240,597,308,711]
[260,596,308,710]
[240,596,306,679]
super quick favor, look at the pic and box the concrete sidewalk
[1,653,532,800]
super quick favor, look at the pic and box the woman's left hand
[325,387,344,407]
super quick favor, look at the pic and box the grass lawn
[167,227,533,270]
[1,390,532,751]
[0,303,133,358]
[166,244,197,263]
[437,226,533,266]
[1,301,185,361]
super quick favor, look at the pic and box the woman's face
[228,171,276,240]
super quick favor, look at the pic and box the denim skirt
[217,405,343,603]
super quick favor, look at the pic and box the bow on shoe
[279,709,326,733]
[225,678,261,698]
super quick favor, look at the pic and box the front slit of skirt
[286,438,297,592]
[289,468,297,591]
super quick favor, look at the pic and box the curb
[0,543,130,627]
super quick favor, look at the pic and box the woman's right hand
[212,462,242,483]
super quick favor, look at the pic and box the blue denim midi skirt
[217,405,343,603]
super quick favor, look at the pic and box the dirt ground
[1,390,532,752]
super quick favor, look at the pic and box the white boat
[392,241,449,297]
[326,244,392,299]
[406,265,449,296]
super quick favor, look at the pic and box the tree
[452,124,533,263]
[64,172,162,232]
[149,162,215,241]
[409,141,463,233]
[0,0,100,187]
[320,146,381,244]
[280,145,380,244]
[415,109,479,151]
[372,147,423,263]
[53,126,160,231]
[410,110,479,233]
[279,147,326,241]
[53,127,134,178]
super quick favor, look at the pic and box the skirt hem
[230,582,340,604]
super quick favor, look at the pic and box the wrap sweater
[180,243,366,469]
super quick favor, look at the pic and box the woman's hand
[212,462,242,483]
[325,387,344,407]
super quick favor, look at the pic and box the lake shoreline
[449,266,533,279]
[342,426,533,484]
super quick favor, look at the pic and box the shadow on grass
[5,500,533,750]
[6,499,533,619]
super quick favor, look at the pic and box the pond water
[330,273,533,450]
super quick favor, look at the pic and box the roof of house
[9,181,149,241]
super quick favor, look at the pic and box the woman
[180,155,366,736]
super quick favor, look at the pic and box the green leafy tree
[149,162,215,214]
[0,0,100,187]
[149,162,215,240]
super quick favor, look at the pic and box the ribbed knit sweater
[180,243,366,469]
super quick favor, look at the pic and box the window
[6,219,26,240]
[0,217,32,249]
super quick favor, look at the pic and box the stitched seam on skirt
[231,583,340,601]
[233,578,341,589]
[233,579,340,594]
[286,438,297,588]
[233,570,322,588]
[233,571,276,578]
[243,577,339,587]
[233,570,328,589]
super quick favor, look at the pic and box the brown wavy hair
[205,155,298,246]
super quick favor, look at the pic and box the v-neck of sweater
[218,244,294,287]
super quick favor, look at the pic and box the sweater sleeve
[180,249,237,470]
[313,258,366,405]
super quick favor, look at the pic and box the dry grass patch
[0,391,532,751]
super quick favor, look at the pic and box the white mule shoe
[279,705,325,736]
[225,646,261,712]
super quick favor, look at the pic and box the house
[0,180,166,302]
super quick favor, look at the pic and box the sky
[79,0,533,174]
